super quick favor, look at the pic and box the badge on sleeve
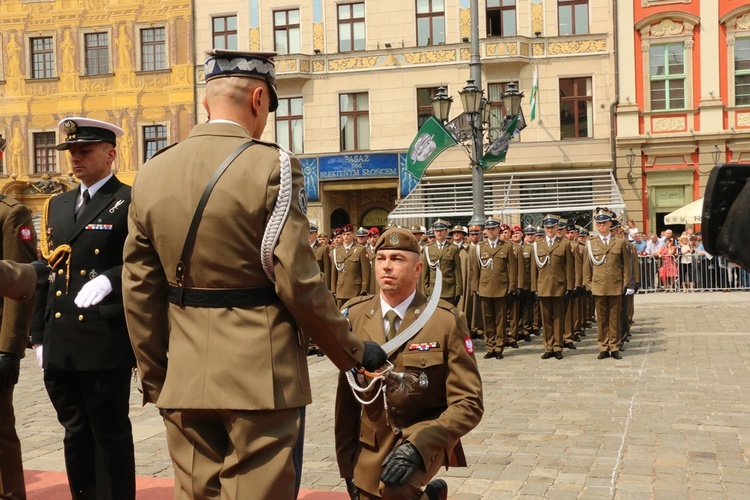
[464,337,474,355]
[19,226,33,242]
[298,188,307,215]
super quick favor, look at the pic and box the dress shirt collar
[80,173,113,195]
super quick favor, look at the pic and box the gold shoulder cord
[40,195,72,293]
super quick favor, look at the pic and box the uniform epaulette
[147,141,179,161]
[436,298,459,314]
[341,294,374,312]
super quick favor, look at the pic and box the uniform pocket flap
[359,420,377,447]
[402,351,444,369]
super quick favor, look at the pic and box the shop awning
[664,198,703,225]
[389,169,625,220]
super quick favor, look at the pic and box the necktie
[385,309,399,342]
[76,189,90,221]
[548,238,554,246]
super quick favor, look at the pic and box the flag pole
[469,0,485,227]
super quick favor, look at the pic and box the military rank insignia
[418,372,429,388]
[298,188,307,215]
[408,342,439,351]
[85,224,113,231]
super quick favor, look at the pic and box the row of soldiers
[308,208,639,360]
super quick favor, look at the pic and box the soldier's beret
[342,224,354,233]
[432,219,450,230]
[332,227,343,236]
[374,228,421,254]
[356,226,368,237]
[368,227,380,236]
[318,232,329,238]
[204,49,279,112]
[499,223,511,232]
[56,117,123,151]
[542,214,559,227]
[512,225,522,233]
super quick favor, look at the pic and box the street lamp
[431,80,524,226]
[712,144,721,165]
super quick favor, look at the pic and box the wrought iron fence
[636,254,750,293]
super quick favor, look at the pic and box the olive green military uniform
[420,241,463,302]
[331,243,371,308]
[335,293,483,499]
[0,196,36,500]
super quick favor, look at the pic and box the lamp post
[432,81,524,226]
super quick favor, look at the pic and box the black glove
[452,296,460,306]
[564,290,572,300]
[381,442,424,486]
[344,478,359,500]
[506,290,516,300]
[361,340,388,372]
[532,291,538,300]
[517,288,525,298]
[31,260,51,289]
[0,352,20,389]
[635,283,641,292]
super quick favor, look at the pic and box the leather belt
[167,284,278,308]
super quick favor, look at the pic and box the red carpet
[24,470,348,499]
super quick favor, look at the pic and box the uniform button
[421,360,426,367]
[57,269,64,275]
[94,249,100,255]
[56,290,62,297]
[20,294,27,300]
[80,270,87,276]
[351,347,359,353]
[78,315,84,321]
[54,312,61,319]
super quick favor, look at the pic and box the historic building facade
[0,0,193,215]
[615,0,750,234]
[195,0,620,233]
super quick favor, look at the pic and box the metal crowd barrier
[636,254,750,293]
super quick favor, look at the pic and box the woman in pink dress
[658,236,678,291]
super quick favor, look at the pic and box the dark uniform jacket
[31,177,135,371]
[335,292,483,495]
[0,197,37,357]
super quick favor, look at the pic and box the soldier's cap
[511,224,522,233]
[535,227,545,235]
[579,228,589,236]
[375,228,421,255]
[432,218,450,230]
[309,223,319,233]
[342,223,354,233]
[56,117,124,151]
[557,218,568,228]
[523,226,536,235]
[484,217,500,229]
[542,214,560,227]
[499,223,511,232]
[368,227,380,236]
[356,226,369,237]
[593,207,613,222]
[426,229,435,237]
[568,224,579,232]
[204,49,279,112]
[611,218,622,229]
[468,225,482,235]
[409,225,424,235]
[318,231,329,238]
[449,225,467,235]
[332,227,343,237]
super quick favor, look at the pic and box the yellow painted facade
[0,0,194,216]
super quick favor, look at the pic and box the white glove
[33,344,43,369]
[74,275,113,308]
[625,288,635,296]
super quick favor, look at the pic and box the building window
[559,77,592,139]
[84,32,109,76]
[558,0,588,36]
[649,43,685,111]
[34,132,57,174]
[143,125,167,162]
[487,83,511,141]
[338,3,366,52]
[30,37,55,79]
[274,10,301,55]
[276,97,304,154]
[486,0,516,37]
[417,87,440,128]
[141,28,167,71]
[416,0,445,46]
[735,38,750,107]
[340,92,369,151]
[213,15,238,50]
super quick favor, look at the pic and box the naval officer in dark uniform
[31,117,136,500]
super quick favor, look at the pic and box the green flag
[400,117,458,197]
[480,114,520,170]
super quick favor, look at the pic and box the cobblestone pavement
[15,292,750,499]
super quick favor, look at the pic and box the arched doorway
[330,208,350,230]
[360,207,389,233]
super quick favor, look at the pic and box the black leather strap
[174,141,255,306]
[167,284,278,308]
